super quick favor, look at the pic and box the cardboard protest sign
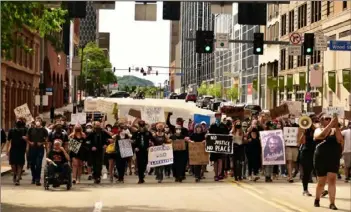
[281,101,302,117]
[283,127,298,146]
[223,107,244,119]
[118,139,134,158]
[205,134,233,154]
[14,103,34,124]
[172,139,186,151]
[128,109,141,119]
[141,106,165,124]
[68,139,82,154]
[189,142,209,165]
[84,99,98,112]
[71,113,86,124]
[269,104,289,119]
[97,100,115,114]
[259,130,286,165]
[148,144,174,168]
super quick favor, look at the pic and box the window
[298,3,307,29]
[288,10,294,33]
[327,1,331,16]
[280,49,286,71]
[297,55,306,67]
[279,90,284,102]
[311,1,321,23]
[287,93,292,100]
[339,30,351,38]
[281,14,287,36]
[311,51,321,64]
[343,1,347,9]
[288,55,294,69]
[329,34,336,40]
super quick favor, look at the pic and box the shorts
[285,147,299,162]
[105,153,116,160]
[343,152,351,168]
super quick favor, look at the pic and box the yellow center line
[271,198,309,212]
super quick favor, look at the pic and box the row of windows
[11,33,36,71]
[280,49,321,71]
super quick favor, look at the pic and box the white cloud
[99,2,170,86]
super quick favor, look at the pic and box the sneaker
[15,180,20,186]
[314,199,320,207]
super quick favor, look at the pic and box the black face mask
[235,125,241,129]
[16,121,24,128]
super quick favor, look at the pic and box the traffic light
[140,68,144,73]
[253,33,264,55]
[113,67,116,73]
[156,71,158,76]
[303,33,314,55]
[162,1,180,20]
[196,30,214,54]
[128,67,131,72]
[143,72,147,76]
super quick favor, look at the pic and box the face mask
[107,128,111,132]
[314,123,321,128]
[16,121,23,127]
[235,125,241,129]
[176,129,181,134]
[86,128,92,133]
[290,119,295,124]
[215,118,221,124]
[165,128,169,132]
[35,122,41,127]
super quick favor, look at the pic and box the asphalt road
[1,168,350,212]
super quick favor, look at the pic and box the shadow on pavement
[1,203,213,212]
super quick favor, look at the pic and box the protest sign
[148,144,174,168]
[141,106,165,124]
[205,134,233,154]
[13,103,34,124]
[97,100,115,114]
[270,104,289,119]
[259,130,286,165]
[283,127,298,146]
[84,99,98,112]
[172,139,186,151]
[281,101,302,117]
[323,107,345,119]
[68,139,82,154]
[128,108,141,119]
[193,114,210,126]
[189,142,209,165]
[71,112,86,124]
[118,139,134,158]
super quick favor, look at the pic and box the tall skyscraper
[180,2,215,92]
[79,1,99,46]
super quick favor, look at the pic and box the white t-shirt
[341,129,351,154]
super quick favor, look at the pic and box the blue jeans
[30,146,44,182]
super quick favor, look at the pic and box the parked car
[176,93,187,99]
[198,95,214,108]
[185,93,197,102]
[168,92,178,99]
[109,91,130,98]
[195,96,204,107]
[209,98,227,111]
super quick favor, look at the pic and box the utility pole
[39,37,45,115]
[306,56,311,112]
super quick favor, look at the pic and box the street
[1,168,350,212]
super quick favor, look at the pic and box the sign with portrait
[172,139,186,151]
[259,130,286,165]
[68,139,82,154]
[205,134,233,154]
[188,142,209,165]
[141,106,165,124]
[14,103,34,124]
[148,144,174,168]
[283,127,298,146]
[118,139,134,158]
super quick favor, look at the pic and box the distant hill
[116,75,154,88]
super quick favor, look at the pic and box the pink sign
[310,69,323,87]
[247,84,253,95]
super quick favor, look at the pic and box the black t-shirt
[8,127,27,150]
[49,131,69,143]
[1,129,6,144]
[27,127,48,143]
[190,132,205,142]
[152,134,167,146]
[48,150,67,165]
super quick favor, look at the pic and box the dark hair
[263,135,284,159]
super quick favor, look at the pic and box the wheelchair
[43,163,72,190]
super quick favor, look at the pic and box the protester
[151,123,169,183]
[341,122,351,183]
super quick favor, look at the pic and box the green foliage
[197,82,208,96]
[116,75,154,89]
[226,86,239,100]
[1,2,68,59]
[213,83,222,98]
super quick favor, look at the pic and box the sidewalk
[1,153,11,176]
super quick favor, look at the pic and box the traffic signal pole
[306,56,311,112]
[186,38,290,46]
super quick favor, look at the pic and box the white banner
[71,113,86,125]
[118,139,133,158]
[141,106,165,124]
[283,127,298,146]
[323,107,344,119]
[68,139,82,154]
[259,130,286,165]
[97,100,115,114]
[148,144,174,168]
[14,103,34,124]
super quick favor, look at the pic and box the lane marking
[271,198,309,212]
[93,201,103,212]
[234,180,264,195]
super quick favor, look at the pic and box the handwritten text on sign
[14,103,34,124]
[172,139,186,151]
[148,144,174,168]
[189,142,209,165]
[68,139,82,154]
[141,106,165,124]
[118,139,133,158]
[205,134,233,154]
[283,127,298,146]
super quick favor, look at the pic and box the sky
[99,2,171,86]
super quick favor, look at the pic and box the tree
[226,86,239,100]
[207,84,215,96]
[197,82,208,96]
[1,2,68,59]
[213,83,222,98]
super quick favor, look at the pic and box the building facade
[79,1,99,46]
[1,27,41,130]
[180,2,215,92]
[258,4,280,109]
[278,1,351,112]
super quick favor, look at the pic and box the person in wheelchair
[46,139,71,182]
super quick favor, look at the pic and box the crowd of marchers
[1,111,350,210]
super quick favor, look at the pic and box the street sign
[46,88,53,96]
[288,45,301,56]
[329,40,351,51]
[305,92,312,103]
[289,32,302,44]
[216,33,229,49]
[314,31,328,51]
